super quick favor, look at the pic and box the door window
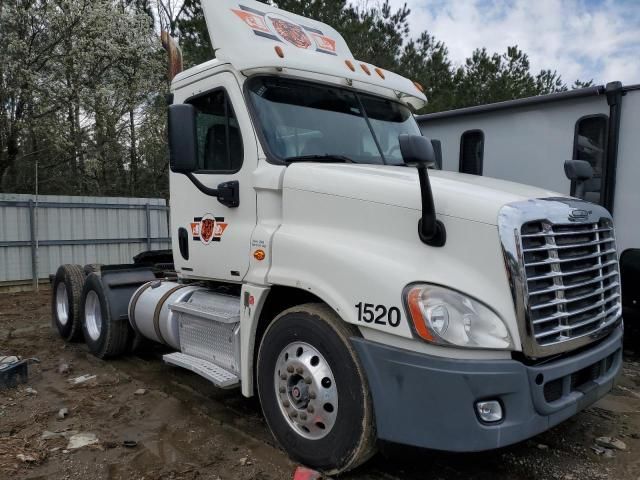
[189,89,243,173]
[572,115,608,204]
[459,130,484,175]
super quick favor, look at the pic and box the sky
[383,0,640,86]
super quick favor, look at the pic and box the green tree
[176,0,210,68]
[0,0,167,196]
[400,32,455,113]
[452,46,570,109]
[572,79,595,89]
[1,0,597,199]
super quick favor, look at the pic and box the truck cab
[51,0,624,474]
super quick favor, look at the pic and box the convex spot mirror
[169,104,199,173]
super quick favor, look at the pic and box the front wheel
[257,303,376,474]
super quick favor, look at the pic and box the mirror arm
[187,172,219,196]
[416,165,446,247]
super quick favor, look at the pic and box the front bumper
[352,326,622,451]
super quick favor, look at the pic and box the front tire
[257,303,376,474]
[51,264,85,341]
[80,273,131,359]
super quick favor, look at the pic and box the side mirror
[564,159,594,199]
[398,133,436,166]
[168,104,240,208]
[169,104,199,173]
[399,134,446,247]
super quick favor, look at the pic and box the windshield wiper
[285,154,355,163]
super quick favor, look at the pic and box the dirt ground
[1,289,639,480]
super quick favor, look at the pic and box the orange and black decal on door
[190,213,228,244]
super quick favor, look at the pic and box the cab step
[163,352,239,389]
[170,290,241,374]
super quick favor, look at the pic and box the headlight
[405,284,513,349]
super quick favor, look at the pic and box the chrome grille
[520,219,621,346]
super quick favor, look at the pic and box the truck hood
[283,163,562,225]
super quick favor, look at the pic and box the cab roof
[178,0,426,109]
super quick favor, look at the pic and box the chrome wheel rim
[274,342,338,440]
[85,290,102,341]
[55,283,69,326]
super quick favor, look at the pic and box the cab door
[171,72,257,282]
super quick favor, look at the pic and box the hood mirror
[399,134,446,247]
[398,133,437,167]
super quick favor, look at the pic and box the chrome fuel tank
[128,281,204,349]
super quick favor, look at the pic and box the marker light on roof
[275,46,284,58]
[375,67,385,79]
[360,64,371,75]
[345,60,355,72]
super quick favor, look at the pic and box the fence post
[28,200,38,290]
[145,203,152,251]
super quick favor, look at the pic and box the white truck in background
[50,0,624,473]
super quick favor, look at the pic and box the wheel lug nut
[279,386,286,394]
[290,411,298,418]
[309,391,316,399]
[304,376,312,384]
[283,400,290,408]
[287,365,294,373]
[280,373,287,380]
[307,405,314,413]
[296,367,304,375]
[300,413,307,421]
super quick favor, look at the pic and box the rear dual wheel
[257,303,376,474]
[52,267,143,357]
[80,273,132,359]
[51,265,85,341]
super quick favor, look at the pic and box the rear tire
[257,303,376,474]
[51,264,85,341]
[80,273,131,359]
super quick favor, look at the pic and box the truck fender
[98,266,157,326]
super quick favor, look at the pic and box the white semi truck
[50,0,624,474]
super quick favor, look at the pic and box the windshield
[247,76,421,165]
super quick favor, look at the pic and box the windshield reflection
[247,76,421,165]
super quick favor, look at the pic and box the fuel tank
[128,280,204,349]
